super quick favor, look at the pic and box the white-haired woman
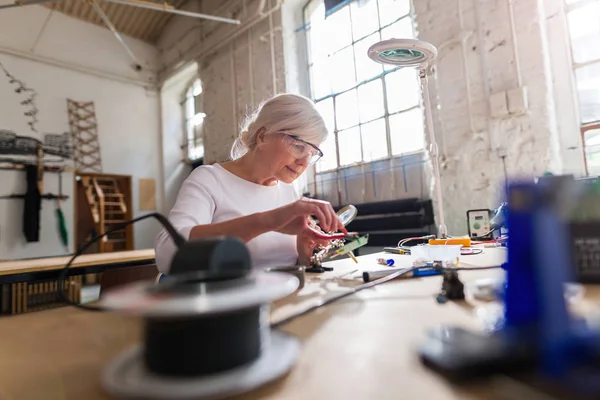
[154,93,347,273]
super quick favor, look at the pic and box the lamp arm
[420,69,447,237]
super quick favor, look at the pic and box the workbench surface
[0,249,155,276]
[1,247,583,400]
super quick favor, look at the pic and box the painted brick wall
[410,0,582,234]
[158,0,286,164]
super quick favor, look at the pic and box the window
[304,0,424,173]
[565,0,600,174]
[184,78,205,162]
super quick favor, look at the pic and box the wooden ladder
[82,176,128,252]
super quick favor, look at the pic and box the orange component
[428,237,472,247]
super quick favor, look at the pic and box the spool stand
[99,238,301,400]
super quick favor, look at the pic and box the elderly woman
[154,93,347,273]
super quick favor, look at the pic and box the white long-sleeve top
[154,164,300,273]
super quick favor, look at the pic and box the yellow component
[348,251,359,264]
[428,237,472,247]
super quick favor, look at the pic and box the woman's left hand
[297,234,330,265]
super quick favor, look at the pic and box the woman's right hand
[263,197,348,238]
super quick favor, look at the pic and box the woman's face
[258,132,323,184]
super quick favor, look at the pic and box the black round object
[169,237,251,282]
[143,306,265,377]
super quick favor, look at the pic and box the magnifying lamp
[368,38,447,238]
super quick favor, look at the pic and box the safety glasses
[281,134,323,165]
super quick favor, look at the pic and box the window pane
[567,3,600,64]
[325,6,352,53]
[361,118,388,161]
[185,97,194,119]
[351,0,379,41]
[386,68,420,113]
[358,79,385,123]
[192,80,202,96]
[575,63,600,123]
[378,0,411,28]
[338,126,362,166]
[316,132,338,172]
[331,46,356,93]
[315,97,335,133]
[585,128,600,175]
[310,61,332,99]
[354,32,383,83]
[308,7,328,64]
[390,108,425,155]
[186,119,195,142]
[381,17,414,40]
[335,89,359,130]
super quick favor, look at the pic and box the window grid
[304,0,423,173]
[184,79,204,162]
[565,0,600,175]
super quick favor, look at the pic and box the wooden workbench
[0,250,156,315]
[0,249,155,282]
[0,247,586,400]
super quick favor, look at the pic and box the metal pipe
[90,0,141,69]
[420,69,447,238]
[103,0,240,24]
[507,0,523,88]
[0,0,58,10]
[0,44,153,88]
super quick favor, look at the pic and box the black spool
[143,306,266,377]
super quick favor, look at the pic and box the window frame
[183,78,205,163]
[303,0,425,174]
[565,0,600,175]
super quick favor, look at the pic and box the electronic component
[435,270,464,304]
[383,247,408,255]
[362,265,441,283]
[307,205,367,272]
[466,209,493,239]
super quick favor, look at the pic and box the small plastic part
[429,237,472,247]
[411,244,462,263]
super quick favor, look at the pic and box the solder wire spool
[99,238,301,400]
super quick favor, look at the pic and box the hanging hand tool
[55,170,68,251]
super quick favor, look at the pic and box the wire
[270,266,420,329]
[461,248,483,255]
[58,212,185,311]
[270,263,503,329]
[397,235,435,248]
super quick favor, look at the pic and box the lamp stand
[419,69,447,238]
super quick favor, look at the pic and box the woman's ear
[255,127,268,149]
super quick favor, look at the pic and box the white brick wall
[159,0,286,164]
[412,0,583,234]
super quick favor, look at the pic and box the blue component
[386,259,394,266]
[503,180,600,380]
[414,268,442,277]
[504,183,539,331]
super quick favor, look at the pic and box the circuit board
[323,234,369,261]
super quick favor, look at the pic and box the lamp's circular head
[367,38,437,68]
